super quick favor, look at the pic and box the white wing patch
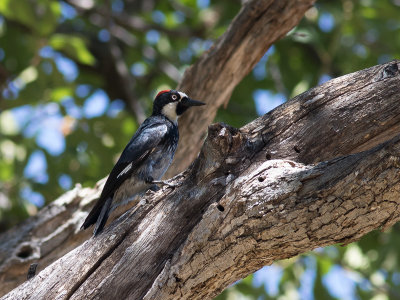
[117,162,133,179]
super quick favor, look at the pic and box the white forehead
[178,91,188,99]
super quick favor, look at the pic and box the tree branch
[2,0,320,294]
[61,0,316,174]
[242,60,400,164]
[65,0,205,39]
[143,135,400,300]
[1,60,399,299]
[168,0,316,176]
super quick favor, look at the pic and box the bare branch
[108,42,147,123]
[168,0,316,176]
[110,11,206,38]
[1,60,399,299]
[65,0,205,39]
[143,135,400,300]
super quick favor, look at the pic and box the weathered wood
[143,137,400,300]
[1,60,400,299]
[242,60,400,165]
[168,0,316,176]
[0,184,97,295]
[0,0,316,296]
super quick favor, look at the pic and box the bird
[81,90,205,236]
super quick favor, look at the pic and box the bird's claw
[145,176,155,184]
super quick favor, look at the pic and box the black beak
[182,98,205,107]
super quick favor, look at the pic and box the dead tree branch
[1,60,400,299]
[168,0,316,176]
[1,0,318,295]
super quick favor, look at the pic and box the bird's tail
[93,197,112,236]
[81,195,113,236]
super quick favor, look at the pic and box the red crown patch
[156,89,171,98]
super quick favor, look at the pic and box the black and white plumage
[81,89,205,235]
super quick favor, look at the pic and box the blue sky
[252,254,359,300]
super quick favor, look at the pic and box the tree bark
[167,0,316,176]
[0,0,316,296]
[1,60,400,299]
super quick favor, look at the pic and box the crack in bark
[65,229,130,299]
[2,55,400,300]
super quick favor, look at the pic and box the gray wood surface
[2,0,400,298]
[1,59,399,300]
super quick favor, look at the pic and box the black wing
[81,120,168,230]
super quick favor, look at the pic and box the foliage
[0,0,399,299]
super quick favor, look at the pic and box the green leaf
[49,34,96,65]
[0,0,60,36]
[35,1,61,36]
[51,87,74,102]
[0,160,13,181]
[0,0,36,29]
[317,255,333,275]
[0,111,19,135]
[314,261,336,300]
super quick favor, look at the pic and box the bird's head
[152,89,205,122]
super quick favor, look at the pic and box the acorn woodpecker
[81,90,205,235]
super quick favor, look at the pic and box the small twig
[64,0,204,39]
[88,12,138,47]
[108,43,146,123]
[104,0,146,123]
[268,60,289,99]
[111,12,201,38]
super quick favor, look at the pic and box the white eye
[171,94,178,100]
